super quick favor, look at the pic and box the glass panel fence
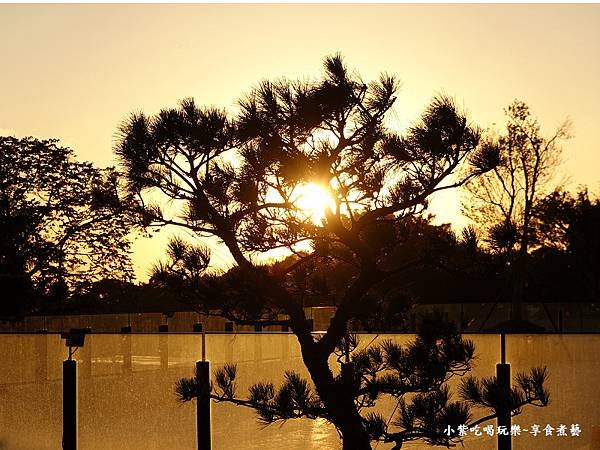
[0,333,598,450]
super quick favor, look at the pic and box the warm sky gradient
[1,4,599,281]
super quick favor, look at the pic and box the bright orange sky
[1,4,599,281]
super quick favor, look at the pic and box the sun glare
[293,183,336,224]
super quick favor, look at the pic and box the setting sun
[293,182,336,224]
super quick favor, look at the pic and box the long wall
[2,302,599,334]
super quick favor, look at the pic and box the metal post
[35,333,48,382]
[201,325,206,363]
[306,318,314,332]
[80,336,92,379]
[254,333,262,362]
[282,330,289,359]
[558,309,564,333]
[63,359,77,450]
[159,326,168,370]
[497,333,511,450]
[196,360,211,450]
[341,361,355,393]
[341,325,354,393]
[121,333,132,373]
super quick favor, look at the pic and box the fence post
[558,309,564,333]
[497,334,511,450]
[80,335,92,379]
[196,360,211,450]
[63,359,77,450]
[121,331,132,373]
[254,332,263,362]
[341,361,355,393]
[159,325,169,370]
[35,332,48,382]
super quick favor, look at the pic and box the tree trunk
[338,410,373,450]
[512,201,532,322]
[510,261,524,322]
[298,340,373,450]
[285,272,376,450]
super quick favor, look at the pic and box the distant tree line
[0,136,137,320]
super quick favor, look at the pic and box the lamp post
[196,325,211,450]
[497,333,511,450]
[60,329,88,450]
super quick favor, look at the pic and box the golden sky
[1,4,599,280]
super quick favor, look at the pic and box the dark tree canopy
[528,188,600,302]
[0,136,136,318]
[116,55,546,449]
